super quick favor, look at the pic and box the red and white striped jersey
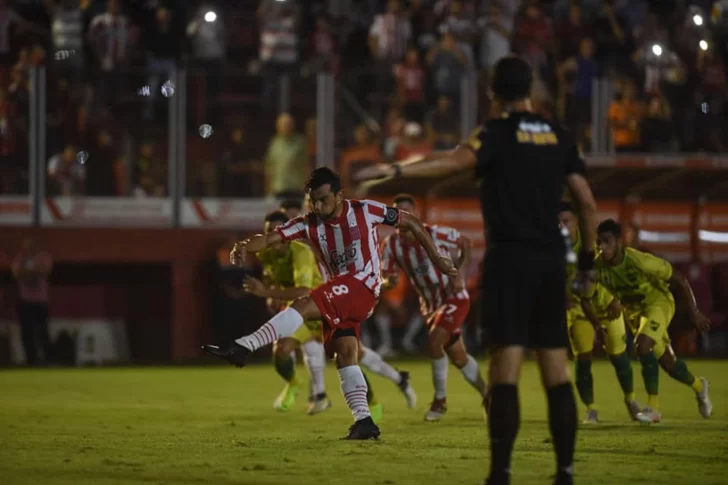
[381,224,468,316]
[276,199,401,296]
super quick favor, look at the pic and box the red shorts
[428,292,470,337]
[310,274,378,357]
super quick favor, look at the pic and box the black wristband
[392,163,402,178]
[578,249,595,271]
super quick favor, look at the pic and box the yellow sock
[691,377,704,393]
[625,392,636,403]
[647,394,660,410]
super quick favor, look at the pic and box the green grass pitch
[1,360,727,485]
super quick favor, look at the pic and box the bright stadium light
[204,11,217,22]
[693,14,704,26]
[652,44,663,56]
[700,39,709,51]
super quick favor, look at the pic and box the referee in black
[355,55,598,485]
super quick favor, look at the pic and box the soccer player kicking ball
[559,202,640,423]
[595,219,713,424]
[380,194,488,421]
[203,167,456,440]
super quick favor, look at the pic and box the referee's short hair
[490,55,533,102]
[597,219,622,238]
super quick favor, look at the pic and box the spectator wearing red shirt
[12,239,54,366]
[394,47,426,122]
[513,3,552,71]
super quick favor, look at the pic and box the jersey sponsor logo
[330,245,358,270]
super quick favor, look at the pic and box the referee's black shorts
[481,245,568,349]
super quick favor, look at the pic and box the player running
[595,219,713,423]
[203,167,455,439]
[380,194,488,421]
[559,202,640,423]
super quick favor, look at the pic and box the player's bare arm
[669,271,711,332]
[230,232,283,266]
[243,276,309,301]
[399,212,458,277]
[354,147,477,181]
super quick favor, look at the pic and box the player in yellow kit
[559,202,641,424]
[596,219,713,423]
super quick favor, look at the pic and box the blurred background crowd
[0,0,726,199]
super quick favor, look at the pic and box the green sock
[575,359,595,408]
[609,352,634,397]
[668,358,697,388]
[639,352,660,396]
[274,356,296,382]
[362,371,378,405]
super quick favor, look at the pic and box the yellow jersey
[257,241,322,302]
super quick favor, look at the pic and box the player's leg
[568,313,598,423]
[601,314,640,420]
[301,330,332,415]
[425,324,450,421]
[202,296,320,366]
[531,258,576,485]
[360,370,384,423]
[271,336,302,411]
[359,343,417,408]
[401,313,425,353]
[373,306,395,357]
[447,335,488,398]
[334,330,381,440]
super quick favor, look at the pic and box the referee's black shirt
[466,111,587,250]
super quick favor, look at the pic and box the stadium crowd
[0,0,726,198]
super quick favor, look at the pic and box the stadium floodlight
[204,11,217,22]
[699,40,709,51]
[693,14,703,26]
[651,44,663,56]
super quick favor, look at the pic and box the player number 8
[332,284,349,296]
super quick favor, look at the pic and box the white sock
[339,365,371,421]
[432,355,449,399]
[374,313,393,348]
[302,340,326,396]
[459,354,483,390]
[359,345,402,384]
[235,307,304,351]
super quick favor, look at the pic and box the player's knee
[635,335,654,356]
[576,351,592,362]
[290,295,317,319]
[333,331,358,368]
[427,330,448,358]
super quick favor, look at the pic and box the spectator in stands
[592,0,634,75]
[340,123,382,191]
[84,129,120,196]
[555,2,589,61]
[309,13,338,74]
[438,0,477,69]
[478,0,515,74]
[12,238,53,366]
[264,113,307,199]
[394,47,426,122]
[134,141,166,197]
[0,0,44,66]
[258,0,299,110]
[427,31,466,106]
[513,2,552,72]
[219,121,262,198]
[46,0,85,73]
[634,29,684,96]
[609,78,644,152]
[641,96,679,152]
[408,0,433,53]
[558,37,598,147]
[47,144,84,196]
[393,121,432,161]
[187,3,226,121]
[144,6,180,120]
[369,0,411,114]
[425,95,460,150]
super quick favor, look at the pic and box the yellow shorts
[290,320,323,344]
[567,307,627,356]
[625,301,674,358]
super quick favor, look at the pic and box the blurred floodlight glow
[693,14,703,26]
[652,44,663,56]
[204,11,216,22]
[700,40,709,51]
